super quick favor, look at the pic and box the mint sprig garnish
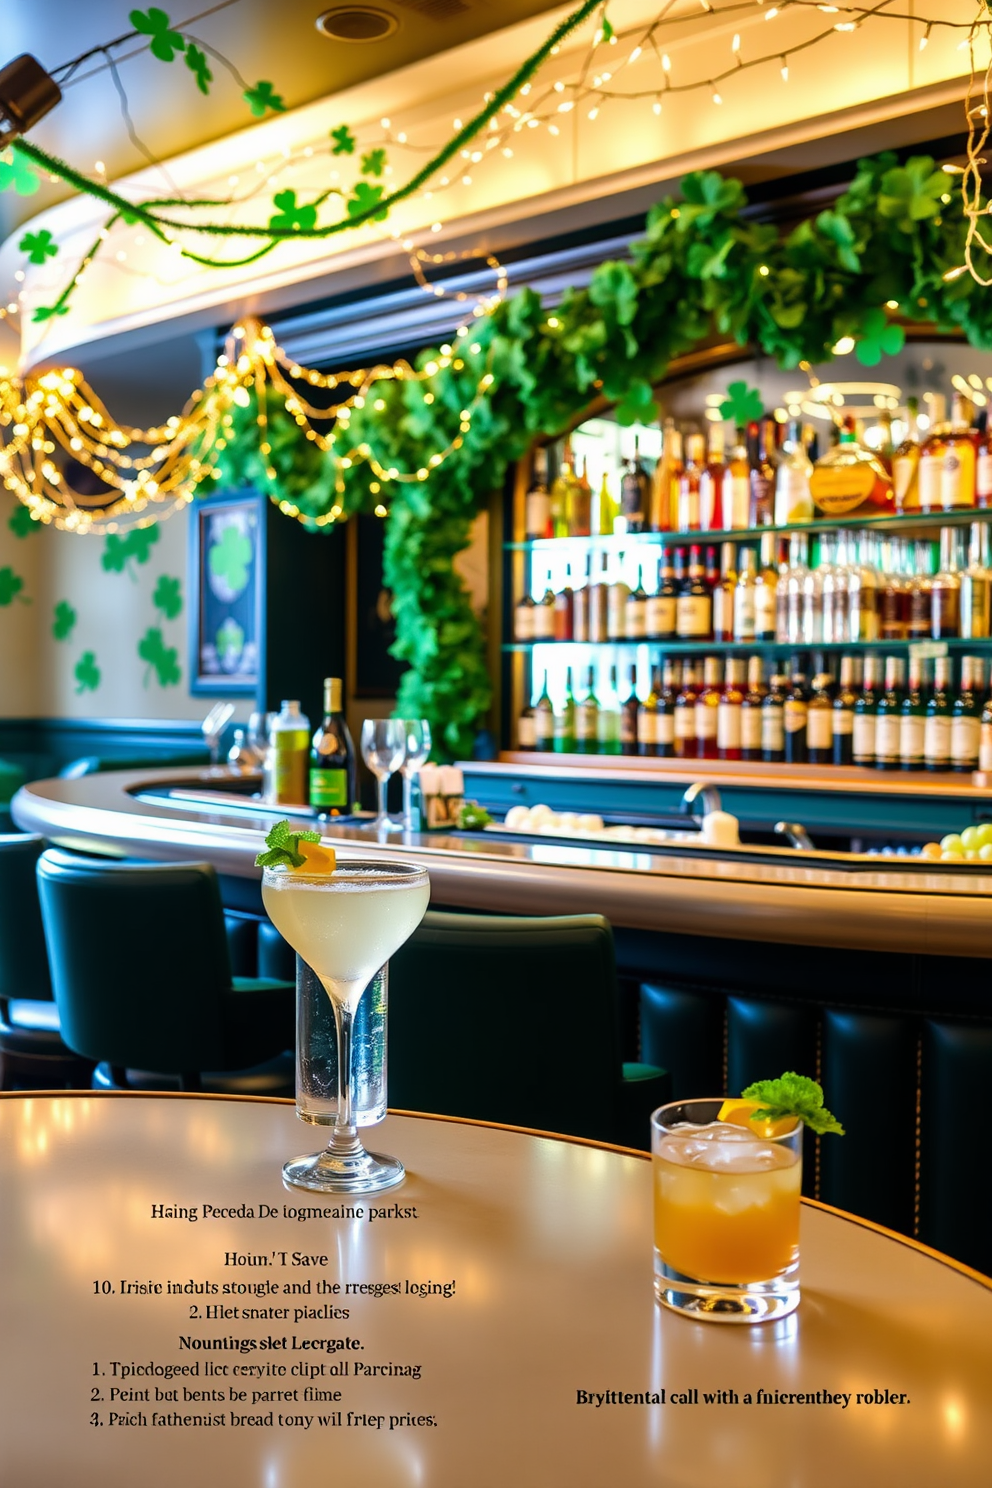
[740,1072,845,1136]
[255,818,321,869]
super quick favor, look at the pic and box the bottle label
[515,603,535,641]
[924,714,950,764]
[717,702,742,751]
[941,446,976,510]
[961,576,990,639]
[951,715,981,764]
[273,732,309,804]
[694,701,717,740]
[698,472,717,530]
[853,713,876,763]
[646,595,676,637]
[784,700,808,733]
[754,584,777,638]
[525,491,550,537]
[657,712,675,746]
[532,606,555,640]
[621,473,647,521]
[535,708,555,749]
[981,721,992,772]
[626,599,648,639]
[676,593,712,637]
[638,709,658,745]
[576,704,598,742]
[978,450,992,502]
[674,706,695,740]
[917,454,941,509]
[893,452,919,509]
[775,466,813,525]
[900,716,925,764]
[741,707,762,752]
[608,587,629,638]
[733,588,756,640]
[712,586,733,638]
[833,707,854,736]
[809,463,876,516]
[875,715,900,762]
[620,711,638,745]
[761,708,784,753]
[807,708,832,750]
[724,474,750,529]
[517,715,537,749]
[309,767,348,808]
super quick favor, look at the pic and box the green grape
[980,843,992,861]
[977,823,992,849]
[961,825,982,851]
[966,849,982,860]
[940,834,965,854]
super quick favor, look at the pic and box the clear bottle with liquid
[774,418,813,524]
[960,521,992,640]
[931,527,962,640]
[265,700,311,806]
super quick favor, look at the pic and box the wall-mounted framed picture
[188,488,265,698]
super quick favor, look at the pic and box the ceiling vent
[315,7,400,41]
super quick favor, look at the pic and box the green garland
[214,151,985,759]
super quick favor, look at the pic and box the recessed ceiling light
[316,6,399,41]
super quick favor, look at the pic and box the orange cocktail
[651,1098,802,1323]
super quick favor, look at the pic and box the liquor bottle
[878,538,908,642]
[753,533,779,642]
[806,673,834,765]
[783,534,810,645]
[607,551,630,641]
[673,663,699,759]
[951,655,982,772]
[960,521,992,639]
[874,657,905,771]
[740,656,766,762]
[620,437,650,533]
[549,442,576,539]
[717,658,746,761]
[620,665,639,756]
[917,395,947,515]
[694,656,722,761]
[569,456,593,536]
[626,562,648,640]
[978,408,992,509]
[749,416,776,527]
[677,433,705,532]
[892,397,920,514]
[553,666,576,753]
[723,426,750,529]
[534,671,555,753]
[783,671,809,764]
[655,658,678,759]
[821,532,849,645]
[646,553,678,640]
[981,681,992,773]
[553,564,574,642]
[638,667,660,758]
[848,533,880,643]
[572,559,590,643]
[712,541,737,642]
[908,539,935,640]
[514,584,536,641]
[575,665,600,755]
[589,553,609,643]
[599,664,621,755]
[899,656,926,772]
[732,546,757,642]
[810,415,893,517]
[802,540,824,644]
[524,447,551,538]
[309,677,356,814]
[594,470,619,536]
[941,393,977,512]
[761,674,788,764]
[876,409,896,474]
[676,545,713,640]
[649,419,681,532]
[931,527,962,640]
[517,695,537,751]
[832,655,857,765]
[267,700,310,806]
[700,422,725,530]
[774,418,813,524]
[533,568,556,640]
[704,545,720,595]
[852,656,880,767]
[924,657,952,773]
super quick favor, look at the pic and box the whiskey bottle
[924,657,952,772]
[980,683,992,773]
[646,553,678,640]
[784,671,809,764]
[514,585,536,641]
[524,446,551,538]
[694,655,722,761]
[533,568,556,641]
[674,663,700,759]
[553,564,574,642]
[649,420,681,532]
[733,546,757,642]
[569,456,593,536]
[638,667,660,758]
[655,658,678,759]
[712,541,737,642]
[941,393,977,512]
[908,539,935,639]
[899,656,926,771]
[575,665,600,755]
[620,437,650,533]
[620,665,640,756]
[677,433,706,532]
[722,426,750,529]
[717,658,746,761]
[676,545,713,640]
[832,654,857,765]
[700,422,725,530]
[588,553,609,644]
[852,656,880,766]
[749,416,776,527]
[917,395,947,515]
[978,408,992,510]
[572,559,590,644]
[951,655,982,772]
[534,671,555,753]
[873,657,905,771]
[626,562,648,640]
[761,674,788,763]
[810,416,894,517]
[807,673,834,765]
[741,656,766,761]
[892,398,920,514]
[931,527,962,640]
[960,521,992,639]
[753,533,779,642]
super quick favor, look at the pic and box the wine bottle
[309,678,355,815]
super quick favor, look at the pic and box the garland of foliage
[215,150,985,759]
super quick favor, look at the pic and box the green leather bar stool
[36,849,295,1094]
[387,911,670,1150]
[0,834,93,1090]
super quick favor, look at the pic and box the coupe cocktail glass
[651,1098,802,1322]
[262,859,430,1193]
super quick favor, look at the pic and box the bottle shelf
[504,638,992,655]
[506,506,992,553]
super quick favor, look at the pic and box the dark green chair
[36,849,294,1094]
[0,834,93,1090]
[387,911,670,1150]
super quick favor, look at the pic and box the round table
[1,1093,989,1487]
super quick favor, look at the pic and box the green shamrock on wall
[720,380,764,426]
[216,616,245,666]
[102,524,160,579]
[0,149,39,196]
[268,190,317,234]
[52,601,76,640]
[854,309,906,368]
[129,7,185,61]
[209,524,252,597]
[153,574,183,619]
[185,43,212,94]
[330,125,356,156]
[346,181,387,223]
[243,80,285,117]
[75,652,100,694]
[0,567,27,605]
[361,149,386,178]
[138,627,181,687]
[19,229,58,265]
[8,503,37,538]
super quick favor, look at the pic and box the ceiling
[0,0,565,234]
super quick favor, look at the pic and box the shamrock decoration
[268,190,317,234]
[853,308,906,367]
[138,627,181,687]
[216,616,245,666]
[600,15,615,41]
[75,651,101,693]
[360,148,386,178]
[209,523,252,596]
[0,149,39,196]
[101,524,160,579]
[8,503,37,538]
[719,380,764,426]
[330,125,356,156]
[185,43,212,94]
[19,229,58,265]
[32,303,70,324]
[52,601,76,641]
[0,566,26,605]
[346,181,388,223]
[243,80,285,117]
[876,157,946,235]
[129,8,186,63]
[614,377,659,429]
[153,574,183,619]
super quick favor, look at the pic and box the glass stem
[329,997,358,1150]
[376,774,389,826]
[402,770,414,829]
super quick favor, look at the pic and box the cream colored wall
[0,495,42,716]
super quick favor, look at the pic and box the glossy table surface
[12,768,992,955]
[1,1092,990,1488]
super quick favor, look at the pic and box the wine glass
[398,719,432,831]
[361,719,406,832]
[247,710,271,765]
[201,700,235,776]
[262,859,430,1192]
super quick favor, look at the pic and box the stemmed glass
[398,719,431,831]
[361,719,406,832]
[262,859,430,1192]
[201,700,235,776]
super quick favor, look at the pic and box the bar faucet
[680,782,722,821]
[774,821,814,851]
